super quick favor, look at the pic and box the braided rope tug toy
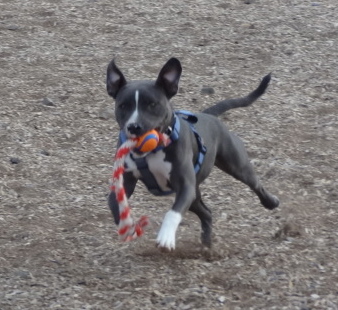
[111,129,170,241]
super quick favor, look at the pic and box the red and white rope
[110,139,148,241]
[110,133,170,242]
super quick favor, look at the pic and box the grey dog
[106,58,279,250]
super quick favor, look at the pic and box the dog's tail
[202,73,271,116]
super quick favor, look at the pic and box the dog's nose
[127,123,142,136]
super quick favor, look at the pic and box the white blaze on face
[125,90,140,133]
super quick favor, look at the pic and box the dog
[106,57,279,250]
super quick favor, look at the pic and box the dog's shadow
[135,240,226,262]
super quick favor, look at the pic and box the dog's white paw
[156,210,182,251]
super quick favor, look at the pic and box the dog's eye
[118,103,126,110]
[149,102,157,108]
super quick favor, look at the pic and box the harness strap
[119,110,207,196]
[176,110,207,173]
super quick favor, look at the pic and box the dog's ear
[155,58,182,99]
[106,59,127,99]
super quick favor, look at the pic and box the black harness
[119,110,207,196]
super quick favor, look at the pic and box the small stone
[7,25,19,31]
[162,296,176,305]
[99,107,115,120]
[201,87,215,95]
[259,268,267,277]
[153,290,164,297]
[247,250,256,259]
[0,122,9,129]
[284,49,294,56]
[218,296,226,303]
[274,222,302,240]
[40,150,50,156]
[13,270,31,279]
[10,157,20,164]
[42,97,55,106]
[201,286,209,293]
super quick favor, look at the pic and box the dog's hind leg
[189,190,213,247]
[215,132,279,210]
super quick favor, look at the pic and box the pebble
[259,268,267,277]
[201,87,215,95]
[162,296,176,305]
[10,157,20,164]
[7,25,19,31]
[99,107,115,120]
[40,150,50,156]
[42,97,55,106]
[153,290,164,297]
[13,270,31,279]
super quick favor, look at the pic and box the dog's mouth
[123,127,161,139]
[125,132,137,139]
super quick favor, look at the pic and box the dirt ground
[1,0,337,309]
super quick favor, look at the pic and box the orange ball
[134,130,160,153]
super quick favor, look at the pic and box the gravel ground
[1,0,337,309]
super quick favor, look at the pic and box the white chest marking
[146,151,172,191]
[124,153,141,179]
[124,150,172,191]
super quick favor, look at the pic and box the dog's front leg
[108,172,138,225]
[156,177,196,251]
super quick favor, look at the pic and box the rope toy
[111,129,170,241]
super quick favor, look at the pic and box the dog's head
[106,58,182,138]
